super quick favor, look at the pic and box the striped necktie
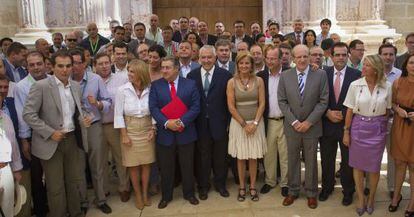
[298,72,305,97]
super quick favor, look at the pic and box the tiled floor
[86,151,410,217]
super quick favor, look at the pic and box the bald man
[80,23,110,56]
[146,14,163,43]
[65,32,79,50]
[35,38,51,58]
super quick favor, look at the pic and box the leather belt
[268,117,284,121]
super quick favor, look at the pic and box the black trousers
[195,131,228,191]
[320,131,355,195]
[31,155,48,217]
[157,142,195,201]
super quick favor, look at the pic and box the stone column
[15,0,50,43]
[130,0,152,28]
[262,0,284,29]
[359,0,384,20]
[80,0,107,29]
[309,0,336,22]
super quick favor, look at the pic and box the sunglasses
[67,39,77,42]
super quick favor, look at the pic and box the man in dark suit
[128,22,156,57]
[215,39,236,74]
[284,19,305,45]
[3,42,28,82]
[198,21,218,46]
[149,57,201,209]
[231,20,255,48]
[172,16,190,43]
[187,45,232,200]
[319,42,360,205]
[80,23,110,57]
[395,32,414,69]
[278,45,329,209]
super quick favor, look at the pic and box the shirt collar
[54,75,71,87]
[269,67,282,76]
[125,81,150,95]
[6,58,16,70]
[333,66,347,75]
[296,65,309,76]
[115,63,128,72]
[201,65,215,76]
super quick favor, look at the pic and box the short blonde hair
[127,59,151,90]
[234,51,255,78]
[364,54,386,86]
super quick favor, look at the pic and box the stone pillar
[130,0,153,28]
[262,0,284,29]
[15,0,50,43]
[359,0,384,21]
[309,0,336,22]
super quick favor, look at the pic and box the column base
[13,28,51,46]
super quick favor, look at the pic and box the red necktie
[334,71,341,103]
[169,81,176,99]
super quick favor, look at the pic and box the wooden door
[153,0,262,35]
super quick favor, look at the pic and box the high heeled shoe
[356,207,365,216]
[388,194,402,212]
[405,210,414,217]
[366,206,374,215]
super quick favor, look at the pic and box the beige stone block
[384,4,407,18]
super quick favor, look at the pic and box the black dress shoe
[342,193,353,206]
[318,189,332,201]
[199,190,208,200]
[260,184,273,194]
[281,187,289,197]
[158,200,169,209]
[216,188,230,197]
[81,207,88,215]
[187,196,199,205]
[97,203,112,214]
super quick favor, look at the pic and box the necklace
[240,77,250,91]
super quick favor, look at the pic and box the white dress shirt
[114,82,151,128]
[54,76,75,132]
[201,66,215,86]
[101,73,128,124]
[268,68,283,118]
[333,66,347,89]
[0,110,23,171]
[343,77,392,117]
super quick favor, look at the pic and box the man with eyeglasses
[347,39,365,71]
[310,47,324,69]
[319,42,360,205]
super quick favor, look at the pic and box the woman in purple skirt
[343,54,392,216]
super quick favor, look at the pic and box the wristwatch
[343,126,350,131]
[253,121,259,126]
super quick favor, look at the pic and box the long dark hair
[303,29,316,47]
[401,53,414,77]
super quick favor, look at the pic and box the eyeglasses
[333,53,347,57]
[67,39,77,42]
[310,53,323,57]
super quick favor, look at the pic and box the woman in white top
[343,54,392,215]
[114,59,156,210]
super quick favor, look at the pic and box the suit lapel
[302,67,315,101]
[176,77,184,100]
[326,69,336,104]
[208,68,220,94]
[48,77,63,114]
[338,68,353,103]
[289,68,301,99]
[194,70,205,99]
[69,80,83,114]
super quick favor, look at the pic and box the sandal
[250,188,259,202]
[237,188,246,202]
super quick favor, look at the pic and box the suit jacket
[128,38,156,57]
[4,97,29,169]
[187,67,232,140]
[80,34,110,56]
[203,34,218,46]
[284,32,304,44]
[277,66,329,138]
[3,59,27,82]
[322,66,361,136]
[149,77,200,146]
[215,61,236,75]
[172,30,188,43]
[256,68,275,131]
[395,52,409,70]
[23,77,88,160]
[231,35,255,47]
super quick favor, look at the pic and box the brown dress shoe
[119,191,130,202]
[307,197,318,209]
[283,195,298,206]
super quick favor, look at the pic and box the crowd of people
[0,14,413,217]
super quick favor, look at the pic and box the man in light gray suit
[23,51,90,217]
[278,44,329,209]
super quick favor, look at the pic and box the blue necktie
[204,72,210,96]
[298,72,305,97]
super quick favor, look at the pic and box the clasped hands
[326,109,343,123]
[293,120,312,133]
[166,119,184,132]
